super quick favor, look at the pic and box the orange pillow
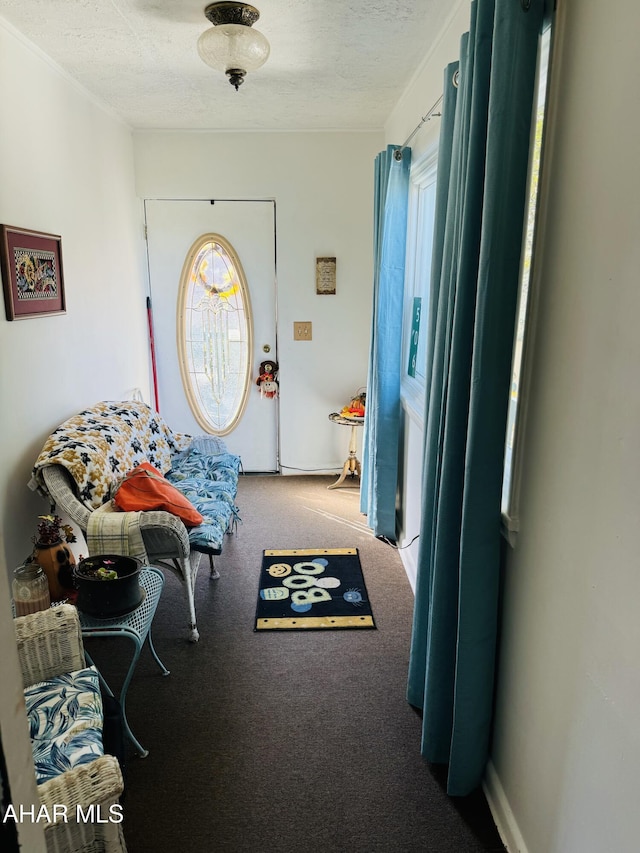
[113,462,204,527]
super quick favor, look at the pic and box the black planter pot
[74,555,143,618]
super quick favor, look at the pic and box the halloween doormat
[255,548,376,631]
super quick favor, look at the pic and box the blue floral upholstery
[167,448,241,552]
[167,448,241,483]
[24,665,104,785]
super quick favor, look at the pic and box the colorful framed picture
[0,225,66,320]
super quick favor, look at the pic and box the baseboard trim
[400,557,523,851]
[399,544,418,594]
[483,761,529,853]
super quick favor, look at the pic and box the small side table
[328,412,364,490]
[78,566,169,758]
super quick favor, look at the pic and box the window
[501,24,553,541]
[177,234,253,435]
[401,148,438,420]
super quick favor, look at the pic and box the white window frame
[401,145,439,426]
[501,23,554,545]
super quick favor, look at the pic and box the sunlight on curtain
[360,146,411,539]
[407,0,547,796]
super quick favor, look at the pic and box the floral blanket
[31,401,191,510]
[31,400,241,554]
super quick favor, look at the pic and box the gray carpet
[86,475,505,853]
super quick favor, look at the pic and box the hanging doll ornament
[256,360,279,399]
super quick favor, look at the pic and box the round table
[328,412,364,490]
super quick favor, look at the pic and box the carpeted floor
[85,475,505,853]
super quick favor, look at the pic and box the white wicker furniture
[42,463,201,641]
[14,604,127,853]
[32,402,241,642]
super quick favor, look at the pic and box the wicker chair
[14,604,127,853]
[42,465,203,642]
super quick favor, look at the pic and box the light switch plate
[293,321,312,341]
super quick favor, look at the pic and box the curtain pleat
[407,0,544,796]
[361,145,411,539]
[360,149,391,516]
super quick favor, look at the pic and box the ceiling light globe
[197,23,270,74]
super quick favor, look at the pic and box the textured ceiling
[0,0,451,131]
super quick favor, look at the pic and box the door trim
[143,197,280,471]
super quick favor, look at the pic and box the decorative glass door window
[178,234,253,435]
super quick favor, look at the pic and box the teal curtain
[407,0,545,796]
[361,145,411,539]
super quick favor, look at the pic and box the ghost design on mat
[314,577,341,589]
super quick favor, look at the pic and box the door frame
[143,197,281,472]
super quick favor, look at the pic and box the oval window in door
[177,234,253,435]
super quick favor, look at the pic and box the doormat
[255,548,375,631]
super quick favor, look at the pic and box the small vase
[13,564,51,616]
[32,539,77,603]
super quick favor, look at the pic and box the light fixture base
[226,68,246,90]
[204,3,260,27]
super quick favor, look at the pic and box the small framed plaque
[316,256,336,295]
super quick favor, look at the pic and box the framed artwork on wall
[315,256,336,295]
[0,225,66,320]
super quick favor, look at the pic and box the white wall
[133,130,382,473]
[385,1,469,162]
[492,0,640,851]
[0,19,148,834]
[390,1,640,851]
[0,21,150,573]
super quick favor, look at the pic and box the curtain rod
[393,93,445,161]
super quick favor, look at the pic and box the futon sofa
[31,400,241,641]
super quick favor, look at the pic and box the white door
[145,199,278,471]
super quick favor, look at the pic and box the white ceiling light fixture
[197,2,270,91]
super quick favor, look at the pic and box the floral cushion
[166,447,241,485]
[32,401,192,509]
[168,476,239,552]
[24,665,104,785]
[165,448,241,552]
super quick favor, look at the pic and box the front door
[145,199,278,471]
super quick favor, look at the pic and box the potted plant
[31,514,77,602]
[74,554,143,618]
